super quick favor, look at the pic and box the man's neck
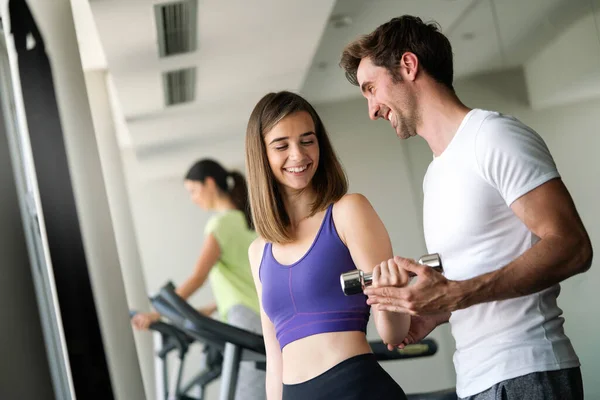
[417,87,471,157]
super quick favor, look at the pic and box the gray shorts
[460,367,583,400]
[227,304,266,400]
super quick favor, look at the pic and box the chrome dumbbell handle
[340,253,443,296]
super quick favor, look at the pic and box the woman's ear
[204,176,216,190]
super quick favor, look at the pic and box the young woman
[131,159,264,400]
[245,91,411,400]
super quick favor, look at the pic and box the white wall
[524,6,600,109]
[128,177,213,303]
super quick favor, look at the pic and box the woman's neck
[213,195,236,212]
[282,187,317,227]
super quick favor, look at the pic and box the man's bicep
[475,117,560,206]
[510,178,584,239]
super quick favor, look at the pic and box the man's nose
[369,99,381,121]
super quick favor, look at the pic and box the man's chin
[395,130,411,140]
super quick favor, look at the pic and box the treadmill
[129,309,223,400]
[153,282,265,400]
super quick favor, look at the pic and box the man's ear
[399,52,419,82]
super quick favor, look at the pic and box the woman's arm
[334,194,411,345]
[131,311,160,330]
[197,302,218,317]
[248,238,283,400]
[260,308,282,400]
[176,233,221,300]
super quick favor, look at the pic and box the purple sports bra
[259,203,370,350]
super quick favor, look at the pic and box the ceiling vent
[154,0,198,57]
[162,67,196,106]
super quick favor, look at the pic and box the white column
[84,70,156,400]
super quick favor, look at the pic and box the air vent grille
[163,67,196,106]
[154,0,198,57]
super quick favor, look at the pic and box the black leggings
[282,353,407,400]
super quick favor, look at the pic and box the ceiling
[83,0,338,180]
[302,0,589,103]
[75,0,591,181]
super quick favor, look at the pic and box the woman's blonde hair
[245,91,347,244]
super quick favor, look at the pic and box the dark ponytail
[228,171,253,230]
[185,159,253,230]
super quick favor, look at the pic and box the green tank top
[204,210,259,320]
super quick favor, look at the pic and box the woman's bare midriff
[281,331,373,384]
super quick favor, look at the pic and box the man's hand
[365,256,465,316]
[131,311,160,331]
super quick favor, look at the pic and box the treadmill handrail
[369,339,438,361]
[151,295,227,352]
[151,295,187,327]
[158,282,266,355]
[130,309,195,356]
[149,321,193,356]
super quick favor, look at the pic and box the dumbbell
[340,253,443,296]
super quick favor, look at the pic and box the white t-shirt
[423,109,580,398]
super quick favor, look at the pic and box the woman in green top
[132,159,264,399]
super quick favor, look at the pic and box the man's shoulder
[475,109,532,137]
[472,109,543,155]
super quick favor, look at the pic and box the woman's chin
[280,181,311,194]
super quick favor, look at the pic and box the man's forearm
[457,235,592,310]
[433,311,451,325]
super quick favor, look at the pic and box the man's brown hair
[340,15,454,91]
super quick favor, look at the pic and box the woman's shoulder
[204,213,223,234]
[333,193,373,215]
[248,236,267,271]
[249,236,266,251]
[332,193,380,239]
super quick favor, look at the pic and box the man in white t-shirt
[340,15,592,400]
